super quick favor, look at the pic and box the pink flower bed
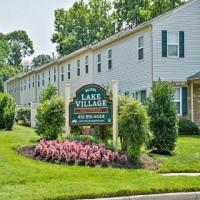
[35,139,128,167]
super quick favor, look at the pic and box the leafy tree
[0,34,10,66]
[151,0,185,18]
[52,0,114,56]
[39,84,58,103]
[147,81,178,154]
[32,54,53,68]
[0,66,19,92]
[113,0,185,30]
[6,30,34,66]
[113,0,151,30]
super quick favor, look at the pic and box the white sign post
[112,80,119,149]
[65,84,71,135]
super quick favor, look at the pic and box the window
[77,60,80,76]
[108,49,112,69]
[85,56,89,74]
[21,80,23,91]
[97,54,101,73]
[32,76,34,88]
[173,88,182,115]
[42,72,45,86]
[29,77,30,89]
[168,32,179,57]
[138,36,144,60]
[37,75,40,87]
[54,68,56,82]
[61,66,64,81]
[68,64,71,80]
[48,70,51,83]
[24,80,26,91]
[124,91,129,97]
[136,90,146,103]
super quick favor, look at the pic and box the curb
[82,192,200,200]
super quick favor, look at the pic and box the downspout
[57,63,60,95]
[150,24,154,86]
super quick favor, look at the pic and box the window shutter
[141,90,147,103]
[182,87,187,116]
[162,30,167,57]
[179,31,185,58]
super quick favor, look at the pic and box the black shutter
[182,87,188,116]
[179,31,185,58]
[162,30,167,57]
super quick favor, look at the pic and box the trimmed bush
[35,96,65,140]
[0,92,15,130]
[147,81,178,154]
[179,117,200,135]
[118,96,151,163]
[16,108,31,127]
[39,84,57,103]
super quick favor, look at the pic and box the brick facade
[193,84,200,127]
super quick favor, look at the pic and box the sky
[0,0,77,61]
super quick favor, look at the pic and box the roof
[188,71,200,80]
[5,0,197,84]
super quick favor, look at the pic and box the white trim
[167,31,179,58]
[138,35,144,60]
[191,83,194,122]
[174,87,182,116]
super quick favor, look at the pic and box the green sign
[69,84,113,126]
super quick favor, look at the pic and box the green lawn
[0,126,200,200]
[154,135,200,173]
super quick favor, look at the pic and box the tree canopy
[52,0,114,56]
[6,30,34,66]
[52,0,185,56]
[31,54,53,68]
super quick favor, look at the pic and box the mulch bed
[17,145,162,170]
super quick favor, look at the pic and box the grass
[0,125,200,200]
[153,135,200,173]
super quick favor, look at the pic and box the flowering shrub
[35,140,127,167]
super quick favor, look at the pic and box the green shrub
[118,96,151,163]
[39,84,57,103]
[0,92,15,130]
[16,108,31,127]
[35,96,65,140]
[147,81,178,154]
[179,117,200,135]
[66,134,102,144]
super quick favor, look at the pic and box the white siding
[152,0,200,81]
[94,26,152,96]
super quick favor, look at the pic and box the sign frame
[69,84,113,127]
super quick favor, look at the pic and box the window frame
[37,75,40,87]
[167,31,179,57]
[138,35,144,61]
[42,72,45,86]
[108,49,112,70]
[173,87,182,116]
[67,64,71,80]
[85,56,89,74]
[54,68,56,82]
[77,60,80,76]
[97,54,101,73]
[61,66,64,81]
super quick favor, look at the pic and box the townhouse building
[4,0,200,126]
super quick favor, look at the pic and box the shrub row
[35,140,128,167]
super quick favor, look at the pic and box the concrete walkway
[82,192,200,200]
[161,173,200,176]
